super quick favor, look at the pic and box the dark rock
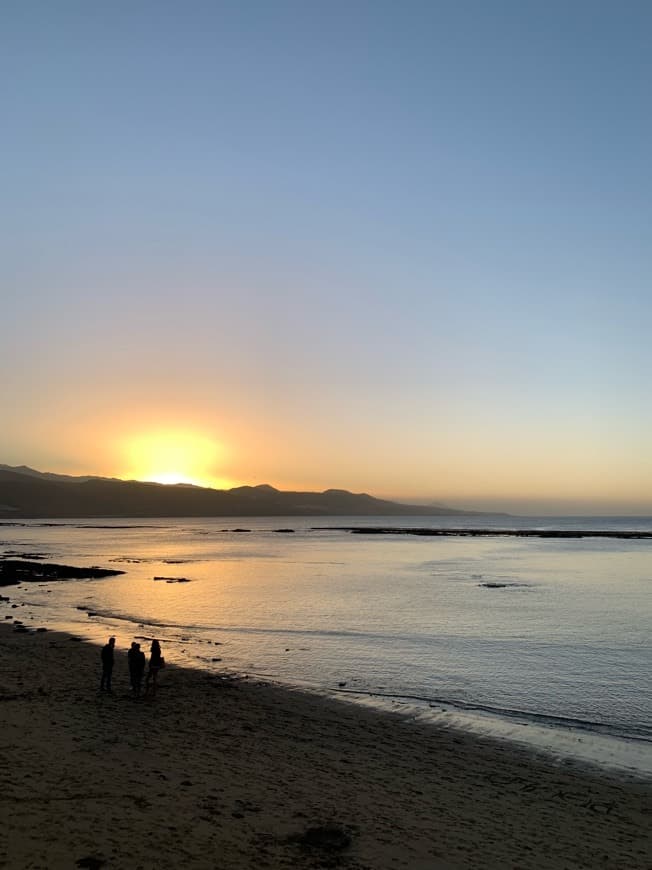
[274,529,295,533]
[345,526,652,540]
[0,560,125,587]
[338,682,347,687]
[232,528,251,533]
[36,627,48,632]
[211,657,222,662]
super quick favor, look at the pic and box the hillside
[0,466,482,519]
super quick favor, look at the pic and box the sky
[2,1,651,514]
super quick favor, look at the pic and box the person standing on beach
[144,639,164,698]
[100,636,116,692]
[128,641,146,697]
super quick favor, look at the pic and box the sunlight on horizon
[144,471,208,486]
[119,429,233,490]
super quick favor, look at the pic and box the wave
[78,611,642,657]
[74,611,467,645]
[333,688,652,744]
[76,608,186,631]
[81,606,652,743]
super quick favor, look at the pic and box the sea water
[2,515,651,777]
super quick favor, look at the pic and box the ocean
[2,515,651,777]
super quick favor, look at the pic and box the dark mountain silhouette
[0,465,492,519]
[0,464,119,484]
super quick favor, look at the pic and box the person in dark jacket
[144,639,164,698]
[100,636,116,692]
[127,641,146,697]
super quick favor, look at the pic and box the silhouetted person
[128,641,146,697]
[100,636,116,692]
[144,639,164,698]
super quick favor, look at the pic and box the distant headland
[0,465,502,519]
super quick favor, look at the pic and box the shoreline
[323,687,652,780]
[3,555,651,781]
[1,623,650,868]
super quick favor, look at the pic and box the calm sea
[2,515,651,776]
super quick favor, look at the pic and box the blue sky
[2,1,651,512]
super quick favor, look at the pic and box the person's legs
[145,668,158,698]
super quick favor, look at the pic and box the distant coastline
[0,465,504,519]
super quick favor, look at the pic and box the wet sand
[0,624,650,869]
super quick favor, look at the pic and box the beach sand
[0,624,650,869]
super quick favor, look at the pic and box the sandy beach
[0,623,650,870]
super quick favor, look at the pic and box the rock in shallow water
[0,560,125,587]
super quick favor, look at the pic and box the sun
[120,429,230,489]
[146,470,199,486]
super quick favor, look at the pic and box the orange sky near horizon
[3,4,651,516]
[4,400,651,515]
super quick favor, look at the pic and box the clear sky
[2,1,651,514]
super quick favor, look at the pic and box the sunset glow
[2,3,651,514]
[120,430,227,490]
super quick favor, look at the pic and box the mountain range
[0,465,490,519]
